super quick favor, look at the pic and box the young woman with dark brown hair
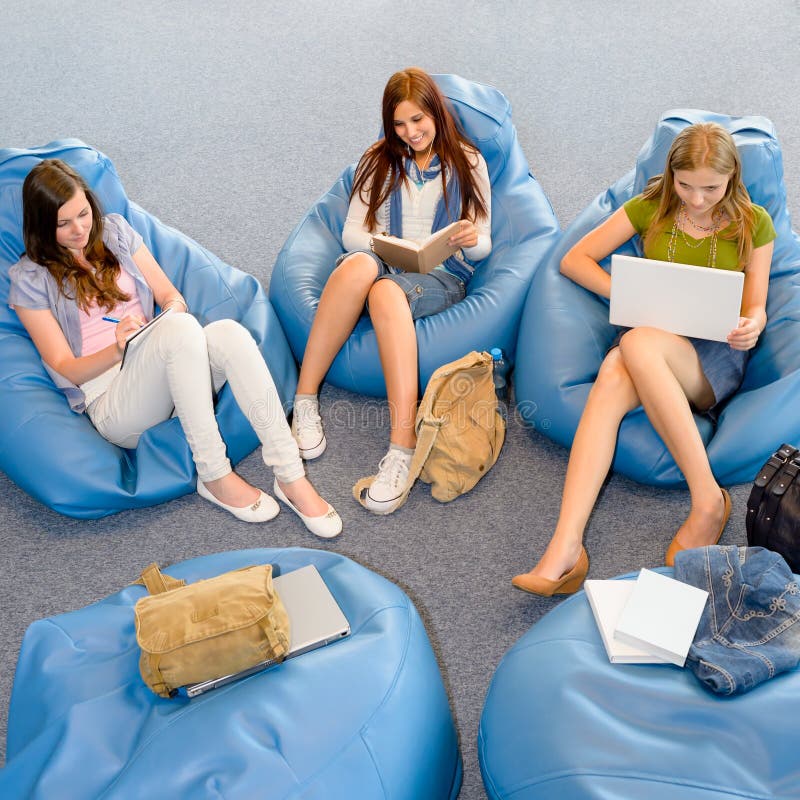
[10,159,341,535]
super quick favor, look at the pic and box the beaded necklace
[666,201,722,268]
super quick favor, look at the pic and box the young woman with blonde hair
[513,122,775,596]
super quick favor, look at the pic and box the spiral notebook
[121,308,173,366]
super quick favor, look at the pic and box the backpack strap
[352,415,443,513]
[134,563,186,595]
[747,444,799,539]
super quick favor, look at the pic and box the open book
[370,221,462,273]
[121,307,174,367]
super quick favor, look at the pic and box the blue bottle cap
[490,347,502,360]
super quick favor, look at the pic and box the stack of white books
[584,568,709,666]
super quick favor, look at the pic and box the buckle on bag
[754,457,784,488]
[771,459,800,498]
[754,445,799,488]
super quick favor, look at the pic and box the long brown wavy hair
[351,67,489,231]
[22,159,130,312]
[641,122,756,269]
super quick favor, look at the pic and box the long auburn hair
[641,122,756,269]
[22,159,130,312]
[351,67,489,231]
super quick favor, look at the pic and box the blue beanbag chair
[515,110,800,486]
[269,74,560,397]
[478,570,800,800]
[0,548,462,800]
[0,140,297,518]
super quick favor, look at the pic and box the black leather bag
[746,443,800,572]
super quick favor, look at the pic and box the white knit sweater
[341,149,492,263]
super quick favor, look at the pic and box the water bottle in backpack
[490,347,510,404]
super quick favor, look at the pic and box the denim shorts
[336,249,467,321]
[611,329,749,413]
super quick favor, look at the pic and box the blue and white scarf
[386,155,474,284]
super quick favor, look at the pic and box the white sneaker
[365,447,413,514]
[292,396,326,460]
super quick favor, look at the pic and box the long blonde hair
[642,122,756,268]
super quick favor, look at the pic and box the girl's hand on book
[448,220,478,249]
[115,314,145,351]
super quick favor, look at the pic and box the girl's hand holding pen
[108,314,146,353]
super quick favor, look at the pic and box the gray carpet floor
[1,2,798,798]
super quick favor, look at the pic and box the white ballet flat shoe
[197,480,279,523]
[273,479,342,538]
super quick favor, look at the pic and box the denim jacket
[674,545,800,695]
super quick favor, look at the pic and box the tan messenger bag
[134,562,290,698]
[354,350,506,512]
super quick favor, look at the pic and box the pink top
[79,268,146,356]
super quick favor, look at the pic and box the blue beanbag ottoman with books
[0,140,297,518]
[269,74,560,397]
[514,109,800,486]
[478,570,800,800]
[0,548,462,800]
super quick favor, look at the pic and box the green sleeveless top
[623,195,776,271]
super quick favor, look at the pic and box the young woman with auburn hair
[292,67,492,514]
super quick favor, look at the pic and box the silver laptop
[184,564,350,697]
[609,254,744,343]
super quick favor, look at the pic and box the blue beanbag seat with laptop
[514,110,800,485]
[0,140,297,518]
[478,569,800,800]
[269,74,560,397]
[0,548,462,800]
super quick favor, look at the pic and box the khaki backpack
[354,350,505,512]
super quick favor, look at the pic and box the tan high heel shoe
[665,488,731,567]
[512,547,589,597]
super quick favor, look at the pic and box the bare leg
[202,472,262,507]
[297,253,379,394]
[367,279,418,449]
[618,327,725,549]
[273,475,326,515]
[522,349,640,581]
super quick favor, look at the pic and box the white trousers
[87,314,304,484]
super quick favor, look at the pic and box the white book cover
[613,568,709,667]
[584,579,669,664]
